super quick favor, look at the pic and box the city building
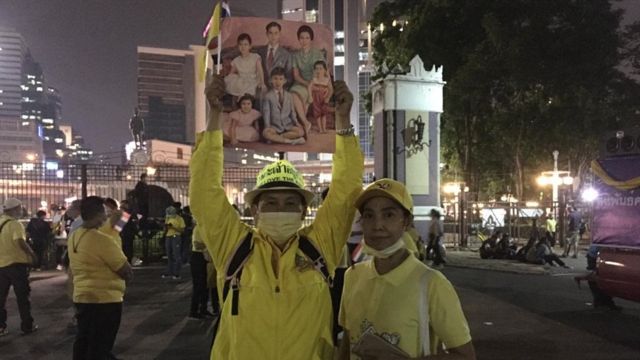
[0,28,43,162]
[137,46,197,144]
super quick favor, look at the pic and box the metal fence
[1,160,358,263]
[441,199,593,249]
[1,161,349,216]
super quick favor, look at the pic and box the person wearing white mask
[189,74,363,360]
[338,179,476,360]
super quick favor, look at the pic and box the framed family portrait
[215,17,336,154]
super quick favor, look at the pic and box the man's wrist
[336,124,355,136]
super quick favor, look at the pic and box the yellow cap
[245,160,315,206]
[354,178,413,213]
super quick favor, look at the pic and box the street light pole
[552,150,559,207]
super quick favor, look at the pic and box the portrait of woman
[290,25,326,135]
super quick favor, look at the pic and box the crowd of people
[479,207,588,270]
[0,76,476,359]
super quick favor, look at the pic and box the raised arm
[189,74,248,267]
[307,81,364,266]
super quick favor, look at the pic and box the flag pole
[216,23,222,74]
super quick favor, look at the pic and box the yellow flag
[199,2,221,82]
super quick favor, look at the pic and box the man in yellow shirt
[68,196,132,360]
[163,206,185,280]
[189,75,363,360]
[339,179,476,359]
[0,198,38,336]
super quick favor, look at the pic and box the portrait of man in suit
[261,67,306,145]
[257,22,293,88]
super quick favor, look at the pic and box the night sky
[0,0,638,158]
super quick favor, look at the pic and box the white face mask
[362,236,406,259]
[256,212,303,246]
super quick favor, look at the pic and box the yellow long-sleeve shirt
[189,130,363,360]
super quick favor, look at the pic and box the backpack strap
[222,231,254,316]
[298,235,332,286]
[0,220,12,235]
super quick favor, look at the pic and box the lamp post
[552,150,559,206]
[443,182,469,248]
[537,156,574,247]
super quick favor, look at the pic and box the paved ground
[443,266,640,360]
[1,266,211,360]
[1,248,639,359]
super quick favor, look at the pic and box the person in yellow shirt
[0,198,38,336]
[163,206,185,280]
[339,179,476,360]
[189,74,363,360]
[68,196,132,360]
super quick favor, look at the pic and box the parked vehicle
[589,129,640,302]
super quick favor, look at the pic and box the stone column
[370,55,445,234]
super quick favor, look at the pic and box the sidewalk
[444,249,589,275]
[1,265,214,360]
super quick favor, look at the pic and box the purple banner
[592,157,640,248]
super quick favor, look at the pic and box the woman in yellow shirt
[68,196,132,360]
[339,179,476,360]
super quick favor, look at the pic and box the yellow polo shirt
[99,221,122,248]
[0,215,30,267]
[190,130,364,360]
[165,215,185,237]
[68,227,127,303]
[340,255,471,358]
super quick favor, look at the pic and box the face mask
[257,212,303,246]
[362,236,406,259]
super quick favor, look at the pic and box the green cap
[245,160,315,206]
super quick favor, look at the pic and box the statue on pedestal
[129,108,145,148]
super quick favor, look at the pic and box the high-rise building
[0,28,42,163]
[137,46,197,144]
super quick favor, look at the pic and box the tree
[370,0,640,200]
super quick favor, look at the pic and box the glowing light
[56,170,64,178]
[146,166,156,176]
[525,201,539,208]
[562,176,574,185]
[582,188,599,202]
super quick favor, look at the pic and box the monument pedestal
[371,56,445,236]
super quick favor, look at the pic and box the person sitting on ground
[68,196,133,360]
[494,233,516,260]
[479,231,502,259]
[261,66,307,145]
[516,236,537,262]
[190,73,362,359]
[339,179,476,359]
[533,238,570,268]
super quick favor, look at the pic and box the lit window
[21,115,28,119]
[21,121,30,126]
[0,89,3,93]
[54,138,64,143]
[36,87,43,92]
